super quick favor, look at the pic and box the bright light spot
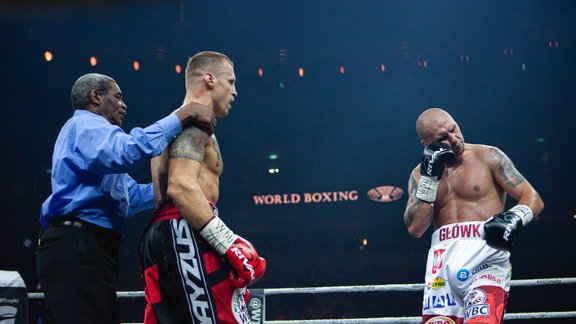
[339,66,345,74]
[90,56,97,67]
[362,238,368,246]
[298,67,304,77]
[380,64,385,72]
[44,51,53,61]
[133,61,140,71]
[522,63,526,71]
[175,64,182,74]
[269,154,278,160]
[22,238,32,248]
[268,168,280,174]
[258,68,263,77]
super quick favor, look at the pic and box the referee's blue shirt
[40,109,182,234]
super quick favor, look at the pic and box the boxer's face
[93,81,127,126]
[212,61,237,118]
[422,114,465,156]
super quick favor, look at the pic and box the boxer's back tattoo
[169,127,209,163]
[490,147,526,188]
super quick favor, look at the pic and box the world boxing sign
[252,190,359,206]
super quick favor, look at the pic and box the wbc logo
[464,288,490,320]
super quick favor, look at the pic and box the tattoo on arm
[169,127,209,162]
[490,147,526,188]
[212,135,223,169]
[405,174,423,225]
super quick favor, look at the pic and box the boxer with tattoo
[403,108,543,324]
[37,73,215,324]
[139,51,266,324]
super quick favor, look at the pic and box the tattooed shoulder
[211,135,223,168]
[169,127,209,163]
[488,147,526,188]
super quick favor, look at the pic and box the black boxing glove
[483,205,533,251]
[416,142,456,203]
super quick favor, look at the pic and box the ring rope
[266,311,576,324]
[26,277,576,300]
[264,283,424,295]
[26,277,576,322]
[263,277,576,296]
[268,317,421,324]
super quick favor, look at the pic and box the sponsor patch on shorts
[464,288,490,320]
[456,268,469,281]
[425,316,456,324]
[432,249,446,274]
[232,288,250,324]
[423,293,457,310]
[431,276,446,289]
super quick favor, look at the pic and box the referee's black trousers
[36,220,121,324]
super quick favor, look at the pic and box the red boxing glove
[199,217,266,288]
[225,237,267,288]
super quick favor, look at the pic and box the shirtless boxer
[403,108,544,324]
[139,51,266,324]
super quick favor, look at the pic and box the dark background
[1,0,575,322]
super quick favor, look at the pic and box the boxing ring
[27,277,576,323]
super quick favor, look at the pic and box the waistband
[431,221,485,246]
[49,217,121,244]
[153,200,218,222]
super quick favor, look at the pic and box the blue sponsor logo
[471,263,491,274]
[457,269,469,281]
[423,293,457,310]
[465,304,490,320]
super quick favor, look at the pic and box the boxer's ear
[204,72,215,88]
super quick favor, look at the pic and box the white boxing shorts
[422,221,511,324]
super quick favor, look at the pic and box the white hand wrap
[416,175,439,203]
[199,217,239,255]
[509,204,534,226]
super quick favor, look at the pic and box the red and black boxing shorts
[139,202,250,324]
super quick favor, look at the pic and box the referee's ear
[90,89,102,106]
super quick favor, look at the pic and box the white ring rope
[264,277,576,295]
[25,277,576,299]
[267,318,421,324]
[267,311,576,324]
[27,277,576,321]
[265,283,425,295]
